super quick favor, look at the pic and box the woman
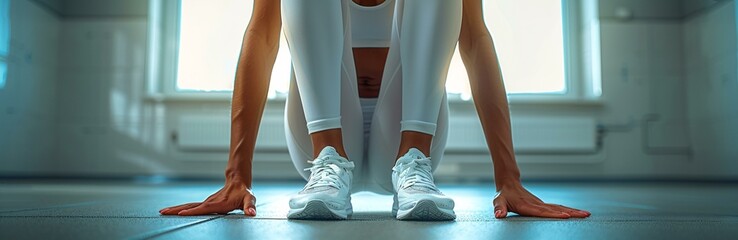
[160,0,591,220]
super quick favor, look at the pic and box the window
[0,0,9,89]
[149,0,601,101]
[448,0,570,100]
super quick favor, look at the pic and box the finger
[548,204,591,218]
[160,203,201,215]
[516,203,571,219]
[492,198,508,219]
[243,194,257,216]
[547,205,589,218]
[178,203,232,216]
[160,202,200,213]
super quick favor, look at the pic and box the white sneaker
[392,148,456,221]
[288,146,355,220]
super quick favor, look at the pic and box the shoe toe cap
[289,192,347,209]
[396,193,455,210]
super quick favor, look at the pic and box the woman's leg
[282,0,349,158]
[283,0,366,191]
[364,0,459,220]
[285,65,366,188]
[365,0,454,194]
[366,77,449,194]
[397,0,462,158]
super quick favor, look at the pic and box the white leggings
[282,0,462,194]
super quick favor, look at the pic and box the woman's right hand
[159,181,256,216]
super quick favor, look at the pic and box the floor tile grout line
[0,201,100,215]
[0,192,292,218]
[130,197,287,239]
[129,216,225,240]
[186,217,738,223]
[0,216,215,219]
[0,193,291,218]
[0,215,736,223]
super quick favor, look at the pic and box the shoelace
[393,157,437,191]
[303,156,355,190]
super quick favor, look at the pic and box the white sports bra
[349,0,395,48]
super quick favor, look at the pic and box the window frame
[499,0,601,103]
[0,56,7,89]
[147,0,602,104]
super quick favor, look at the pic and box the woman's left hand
[493,182,591,219]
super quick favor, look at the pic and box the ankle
[396,131,432,159]
[310,128,349,158]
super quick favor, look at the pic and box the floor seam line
[130,200,279,239]
[0,201,99,215]
[130,216,225,240]
[0,216,215,219]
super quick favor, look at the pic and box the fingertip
[494,210,507,219]
[247,208,256,216]
[572,211,590,218]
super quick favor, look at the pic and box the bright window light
[485,0,567,94]
[0,0,9,89]
[0,0,7,55]
[176,0,250,92]
[176,0,566,97]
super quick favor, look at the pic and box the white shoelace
[303,156,355,190]
[393,157,437,191]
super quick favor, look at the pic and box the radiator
[446,116,598,154]
[176,115,286,152]
[177,115,597,154]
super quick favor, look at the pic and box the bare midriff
[353,0,386,7]
[352,0,389,98]
[353,48,389,98]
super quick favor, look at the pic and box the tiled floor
[0,181,737,239]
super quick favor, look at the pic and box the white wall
[4,0,737,180]
[56,19,156,177]
[684,1,738,177]
[0,0,61,175]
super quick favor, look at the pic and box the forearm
[225,22,281,188]
[460,33,521,189]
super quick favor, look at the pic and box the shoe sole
[287,200,351,220]
[396,200,456,221]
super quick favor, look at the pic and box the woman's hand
[493,182,591,219]
[159,181,256,216]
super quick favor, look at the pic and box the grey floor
[0,181,737,240]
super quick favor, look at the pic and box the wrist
[223,178,254,196]
[225,168,251,188]
[494,176,522,190]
